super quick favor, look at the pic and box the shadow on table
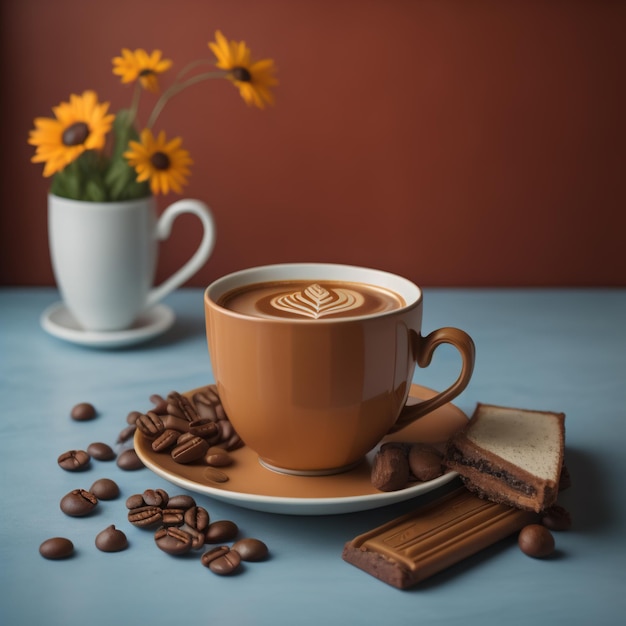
[558,445,610,534]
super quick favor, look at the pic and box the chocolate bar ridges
[342,487,538,589]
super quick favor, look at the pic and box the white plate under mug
[40,301,175,348]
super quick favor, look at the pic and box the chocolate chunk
[39,537,74,559]
[116,449,144,471]
[408,443,443,481]
[95,525,128,552]
[371,445,410,491]
[70,402,97,421]
[89,478,120,500]
[205,520,238,543]
[87,442,116,461]
[231,538,269,562]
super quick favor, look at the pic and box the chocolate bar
[342,487,538,589]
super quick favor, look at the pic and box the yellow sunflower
[28,90,115,177]
[208,30,277,108]
[112,48,173,92]
[123,129,192,195]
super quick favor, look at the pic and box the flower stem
[127,82,142,128]
[147,70,228,128]
[175,58,215,82]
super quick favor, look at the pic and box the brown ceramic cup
[205,263,475,475]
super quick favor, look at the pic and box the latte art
[271,284,365,319]
[218,279,406,320]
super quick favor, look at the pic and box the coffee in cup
[205,264,475,475]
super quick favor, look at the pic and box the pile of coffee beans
[134,386,243,475]
[40,394,269,577]
[127,487,268,575]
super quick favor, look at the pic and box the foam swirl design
[270,284,365,319]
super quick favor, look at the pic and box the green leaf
[51,160,82,200]
[111,108,140,160]
[104,108,151,201]
[84,179,107,202]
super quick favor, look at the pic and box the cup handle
[387,327,475,433]
[145,199,216,308]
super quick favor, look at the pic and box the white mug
[48,194,215,331]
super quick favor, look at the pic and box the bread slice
[444,403,565,513]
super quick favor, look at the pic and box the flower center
[139,69,155,77]
[231,66,252,82]
[150,151,171,170]
[62,122,90,146]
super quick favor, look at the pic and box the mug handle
[387,327,475,433]
[145,199,216,308]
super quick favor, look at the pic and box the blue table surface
[1,287,625,626]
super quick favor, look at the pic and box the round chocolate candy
[39,537,74,559]
[89,478,120,500]
[518,524,555,558]
[70,402,97,421]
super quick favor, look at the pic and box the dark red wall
[1,0,624,287]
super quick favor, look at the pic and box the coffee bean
[87,442,116,461]
[89,478,120,500]
[149,394,168,414]
[57,449,91,471]
[117,424,137,443]
[154,526,193,555]
[95,525,128,552]
[201,546,241,575]
[39,537,74,559]
[171,435,209,464]
[184,506,210,532]
[167,392,199,422]
[126,410,142,424]
[60,489,98,517]
[162,508,185,527]
[162,415,191,432]
[205,520,238,544]
[182,524,206,550]
[70,402,96,421]
[204,447,233,467]
[125,493,146,509]
[152,429,180,452]
[231,538,269,562]
[142,488,169,508]
[176,431,197,445]
[135,412,165,439]
[541,504,572,531]
[167,494,196,510]
[189,419,219,440]
[128,505,163,528]
[217,419,234,442]
[117,449,144,471]
[518,524,555,558]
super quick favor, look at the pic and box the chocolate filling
[448,446,537,497]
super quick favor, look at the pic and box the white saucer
[40,302,175,348]
[135,385,469,515]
